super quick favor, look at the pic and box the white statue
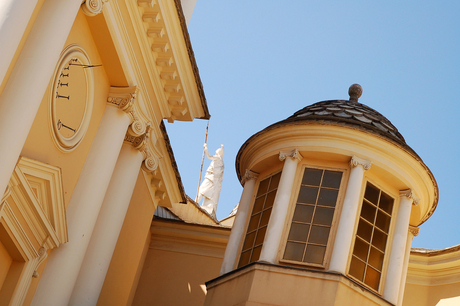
[197,144,224,218]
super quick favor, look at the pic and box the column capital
[400,189,420,206]
[241,170,259,185]
[279,149,303,162]
[107,86,138,113]
[124,124,159,172]
[408,225,420,237]
[81,0,107,17]
[349,156,371,170]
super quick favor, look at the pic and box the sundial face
[50,45,94,151]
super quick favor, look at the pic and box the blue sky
[166,1,460,249]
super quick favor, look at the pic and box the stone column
[397,226,419,306]
[383,190,419,305]
[31,87,138,306]
[69,127,158,306]
[329,156,371,274]
[0,0,38,84]
[219,170,259,275]
[259,149,303,264]
[0,0,84,203]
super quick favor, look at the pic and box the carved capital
[279,149,303,163]
[400,189,420,206]
[107,86,138,113]
[408,226,420,237]
[81,0,107,17]
[349,156,372,170]
[124,124,159,172]
[241,170,259,185]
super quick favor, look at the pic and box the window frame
[236,169,283,268]
[347,178,398,294]
[279,164,347,269]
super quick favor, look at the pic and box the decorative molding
[32,247,49,278]
[81,0,106,17]
[409,226,420,237]
[241,170,259,185]
[400,189,420,206]
[107,86,138,113]
[349,155,372,170]
[279,149,303,163]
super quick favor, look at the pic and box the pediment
[8,157,68,249]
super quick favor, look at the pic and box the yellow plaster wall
[21,10,110,208]
[97,171,156,306]
[132,237,224,306]
[403,282,460,306]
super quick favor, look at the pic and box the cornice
[127,0,209,122]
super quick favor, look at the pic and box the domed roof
[283,99,408,150]
[263,84,416,157]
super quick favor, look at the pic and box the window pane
[284,242,305,262]
[372,228,387,251]
[243,232,256,251]
[292,204,314,223]
[353,237,369,261]
[361,201,377,223]
[302,168,322,186]
[248,213,261,232]
[251,245,262,262]
[260,208,272,227]
[368,247,384,271]
[379,192,394,214]
[255,226,267,246]
[357,219,373,242]
[269,172,281,191]
[308,225,330,245]
[253,196,265,214]
[264,190,276,209]
[365,266,381,291]
[364,183,380,204]
[297,186,318,204]
[312,207,334,226]
[317,189,339,207]
[349,257,365,281]
[257,178,269,197]
[288,223,310,242]
[376,210,391,233]
[303,245,326,264]
[238,250,251,268]
[322,171,342,189]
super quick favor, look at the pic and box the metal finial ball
[348,84,363,102]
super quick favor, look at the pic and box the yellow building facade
[0,1,459,306]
